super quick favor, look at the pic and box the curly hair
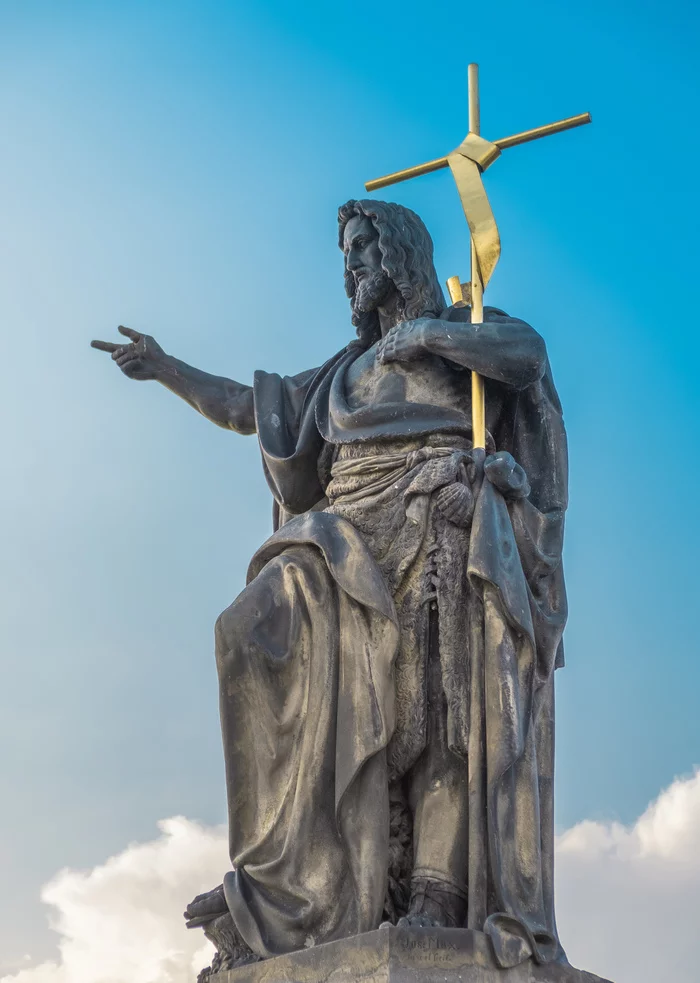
[338,199,446,348]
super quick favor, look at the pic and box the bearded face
[339,200,446,346]
[343,213,397,318]
[352,268,394,314]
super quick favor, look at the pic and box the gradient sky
[1,0,699,969]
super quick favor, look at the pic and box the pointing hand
[91,326,166,381]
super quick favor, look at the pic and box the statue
[91,67,609,983]
[92,196,568,969]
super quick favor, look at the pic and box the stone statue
[92,200,572,979]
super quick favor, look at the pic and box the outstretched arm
[91,326,255,434]
[377,312,547,390]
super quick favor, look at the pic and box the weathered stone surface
[208,926,612,983]
[93,201,593,975]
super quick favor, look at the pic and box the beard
[352,268,394,314]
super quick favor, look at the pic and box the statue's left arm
[379,311,547,389]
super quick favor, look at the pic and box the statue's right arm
[156,356,255,434]
[90,326,256,435]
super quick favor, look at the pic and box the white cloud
[5,773,700,983]
[556,768,700,982]
[0,818,226,983]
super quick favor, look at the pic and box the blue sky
[1,0,699,970]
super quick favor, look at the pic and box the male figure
[93,200,568,970]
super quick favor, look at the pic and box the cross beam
[365,64,591,450]
[364,114,591,194]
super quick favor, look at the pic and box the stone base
[208,926,612,983]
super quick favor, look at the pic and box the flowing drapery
[216,307,568,965]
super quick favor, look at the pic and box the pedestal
[209,926,612,983]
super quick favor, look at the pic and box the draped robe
[214,306,569,968]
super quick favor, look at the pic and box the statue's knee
[214,560,284,670]
[215,591,255,667]
[215,603,237,655]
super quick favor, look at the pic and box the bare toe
[184,884,227,924]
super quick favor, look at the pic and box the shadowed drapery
[215,306,568,966]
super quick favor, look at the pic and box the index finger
[118,325,141,342]
[91,340,121,353]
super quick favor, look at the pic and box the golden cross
[365,64,591,450]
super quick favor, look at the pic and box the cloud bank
[4,771,700,983]
[0,818,225,983]
[556,769,700,982]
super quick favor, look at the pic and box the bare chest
[345,345,471,411]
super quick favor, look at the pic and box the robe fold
[214,306,569,965]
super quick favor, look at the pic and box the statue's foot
[184,883,228,928]
[397,912,444,929]
[397,876,467,929]
[185,884,259,974]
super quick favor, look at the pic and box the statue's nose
[346,249,362,272]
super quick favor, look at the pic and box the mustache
[352,267,389,285]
